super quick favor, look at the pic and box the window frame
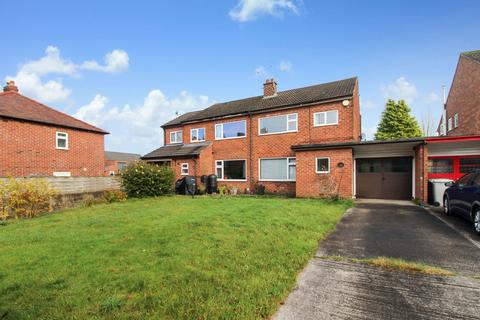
[315,157,330,174]
[313,110,339,127]
[215,159,247,181]
[180,163,189,176]
[117,161,127,171]
[169,130,183,144]
[56,131,69,150]
[258,113,298,136]
[258,157,296,182]
[190,127,206,143]
[214,120,247,140]
[448,117,453,131]
[454,113,459,128]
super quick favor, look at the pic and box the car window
[457,173,473,186]
[472,174,480,186]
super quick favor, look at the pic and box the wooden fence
[0,176,121,195]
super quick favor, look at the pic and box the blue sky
[1,0,479,154]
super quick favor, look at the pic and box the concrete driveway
[274,200,480,320]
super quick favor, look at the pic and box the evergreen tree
[374,99,423,140]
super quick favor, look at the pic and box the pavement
[274,199,480,320]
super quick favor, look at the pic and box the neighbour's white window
[117,162,127,171]
[454,113,459,128]
[313,110,338,127]
[215,120,246,140]
[316,158,330,174]
[181,163,189,175]
[258,113,297,135]
[216,160,246,180]
[170,130,183,144]
[448,117,453,131]
[56,132,68,150]
[191,128,205,142]
[259,157,296,181]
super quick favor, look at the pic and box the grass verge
[0,196,351,319]
[321,255,455,276]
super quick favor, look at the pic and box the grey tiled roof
[462,50,480,63]
[142,142,211,159]
[105,151,141,161]
[163,77,357,127]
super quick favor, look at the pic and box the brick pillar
[415,144,429,202]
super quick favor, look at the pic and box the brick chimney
[3,80,19,93]
[263,78,277,98]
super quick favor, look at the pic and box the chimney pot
[3,80,19,93]
[263,78,277,97]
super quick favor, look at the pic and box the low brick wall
[0,176,121,195]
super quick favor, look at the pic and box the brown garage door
[356,157,412,200]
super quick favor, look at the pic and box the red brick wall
[295,148,353,198]
[445,55,480,136]
[414,144,428,202]
[161,84,360,196]
[0,118,105,177]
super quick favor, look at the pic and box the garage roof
[142,142,211,160]
[292,138,425,151]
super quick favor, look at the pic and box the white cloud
[81,50,129,73]
[229,0,299,22]
[255,66,268,78]
[424,92,440,105]
[5,46,129,103]
[74,90,213,153]
[279,60,292,73]
[380,77,417,104]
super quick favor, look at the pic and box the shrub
[103,190,127,203]
[0,178,58,219]
[121,161,175,198]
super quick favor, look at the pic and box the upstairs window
[170,130,183,144]
[191,128,205,142]
[259,113,297,135]
[313,110,338,127]
[215,120,246,140]
[56,132,68,150]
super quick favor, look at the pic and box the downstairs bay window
[259,158,296,181]
[216,160,246,180]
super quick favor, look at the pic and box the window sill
[258,130,298,136]
[190,140,206,143]
[315,171,330,174]
[313,123,338,127]
[56,147,69,150]
[258,179,296,182]
[215,136,246,141]
[218,179,247,182]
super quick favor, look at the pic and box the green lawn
[0,196,351,319]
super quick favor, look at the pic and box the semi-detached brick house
[143,77,480,202]
[0,81,108,177]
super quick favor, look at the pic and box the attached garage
[355,157,412,200]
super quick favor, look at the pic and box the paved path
[274,200,480,320]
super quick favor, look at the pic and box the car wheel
[474,208,480,235]
[444,196,452,216]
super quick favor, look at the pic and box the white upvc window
[454,113,459,128]
[56,132,68,150]
[313,110,338,127]
[215,159,247,181]
[215,120,246,140]
[259,157,296,181]
[170,130,183,144]
[316,157,330,174]
[258,113,298,135]
[53,171,71,177]
[447,117,453,131]
[190,128,205,142]
[180,163,189,175]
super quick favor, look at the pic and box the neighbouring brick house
[438,50,480,136]
[0,81,108,177]
[143,77,480,202]
[104,151,140,176]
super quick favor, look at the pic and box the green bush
[0,178,58,219]
[120,161,175,198]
